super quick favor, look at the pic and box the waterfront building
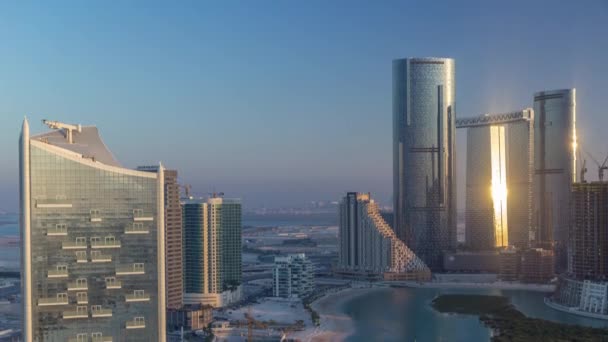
[520,248,554,283]
[457,109,534,250]
[570,182,608,279]
[182,196,242,307]
[337,192,431,281]
[19,119,166,341]
[393,57,457,270]
[137,167,183,310]
[498,247,521,281]
[533,89,576,253]
[166,304,213,332]
[272,254,314,299]
[443,251,501,273]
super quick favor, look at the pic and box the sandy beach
[292,286,383,342]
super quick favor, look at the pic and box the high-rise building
[533,89,577,248]
[19,119,166,342]
[337,192,430,281]
[570,182,608,279]
[272,254,315,299]
[460,110,534,250]
[137,167,183,310]
[182,196,242,307]
[393,57,456,270]
[520,248,555,283]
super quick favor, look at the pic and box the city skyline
[1,1,608,211]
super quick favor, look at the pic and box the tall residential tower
[20,119,166,342]
[182,196,242,307]
[393,57,456,270]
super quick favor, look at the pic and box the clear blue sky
[0,1,606,211]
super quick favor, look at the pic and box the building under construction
[570,181,608,280]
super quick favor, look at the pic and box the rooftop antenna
[42,119,82,144]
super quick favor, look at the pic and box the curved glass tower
[393,57,456,270]
[533,89,576,249]
[20,119,166,342]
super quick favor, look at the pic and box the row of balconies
[35,201,154,223]
[68,335,112,342]
[49,223,150,239]
[47,263,145,279]
[38,290,149,307]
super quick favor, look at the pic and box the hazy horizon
[1,1,607,212]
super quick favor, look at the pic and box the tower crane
[42,119,82,144]
[582,147,608,182]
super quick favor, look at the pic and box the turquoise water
[344,287,608,342]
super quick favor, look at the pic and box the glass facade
[20,122,165,342]
[533,89,576,247]
[464,111,534,250]
[182,198,241,301]
[393,57,456,270]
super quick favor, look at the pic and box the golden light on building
[490,125,508,247]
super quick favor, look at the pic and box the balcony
[62,241,87,250]
[63,309,88,319]
[126,318,146,329]
[67,281,88,291]
[68,337,113,342]
[91,336,112,342]
[38,296,68,306]
[75,252,87,263]
[92,337,113,342]
[76,293,88,305]
[133,216,153,222]
[47,226,68,236]
[91,253,112,263]
[36,200,72,209]
[125,291,150,302]
[47,269,68,278]
[116,264,144,275]
[125,225,149,235]
[91,239,121,249]
[105,280,122,289]
[91,308,112,318]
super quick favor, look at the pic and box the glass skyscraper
[461,109,534,250]
[393,57,456,270]
[533,89,577,248]
[182,196,242,307]
[19,119,166,342]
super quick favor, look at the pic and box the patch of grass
[432,294,608,342]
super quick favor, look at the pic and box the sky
[0,1,607,212]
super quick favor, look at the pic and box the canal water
[343,287,608,342]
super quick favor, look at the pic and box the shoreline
[293,286,384,342]
[383,281,555,292]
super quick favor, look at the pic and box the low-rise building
[499,247,521,281]
[273,254,314,298]
[520,248,554,283]
[167,304,213,332]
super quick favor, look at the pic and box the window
[57,293,68,301]
[133,209,144,217]
[76,237,86,244]
[76,278,87,287]
[90,237,101,244]
[57,264,67,272]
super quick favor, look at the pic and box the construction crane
[42,120,82,144]
[581,159,588,183]
[180,184,192,198]
[582,148,608,181]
